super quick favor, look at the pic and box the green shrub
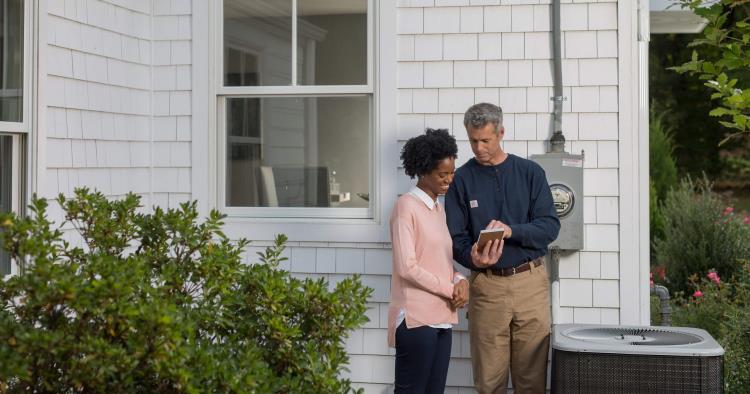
[671,273,727,339]
[670,262,750,393]
[649,112,679,253]
[722,296,750,391]
[654,176,750,294]
[0,189,371,393]
[649,111,679,203]
[649,179,665,256]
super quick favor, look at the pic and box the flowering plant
[655,177,750,294]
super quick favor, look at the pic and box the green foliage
[650,112,680,202]
[672,0,750,145]
[722,286,750,390]
[719,137,750,189]
[671,273,727,339]
[651,37,727,179]
[654,176,750,294]
[649,112,679,252]
[669,262,750,392]
[649,180,665,253]
[0,188,371,393]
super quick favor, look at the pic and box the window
[218,0,373,218]
[0,0,28,275]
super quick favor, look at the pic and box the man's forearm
[509,217,560,249]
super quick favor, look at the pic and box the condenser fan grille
[552,351,723,393]
[564,327,703,346]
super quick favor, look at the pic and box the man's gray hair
[463,103,503,134]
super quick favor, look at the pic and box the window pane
[0,135,12,275]
[224,0,293,86]
[226,96,370,208]
[297,0,367,85]
[0,0,24,122]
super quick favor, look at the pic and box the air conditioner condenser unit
[552,324,724,393]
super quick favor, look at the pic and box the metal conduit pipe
[549,0,566,153]
[650,284,672,326]
[549,247,561,325]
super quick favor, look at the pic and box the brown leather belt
[486,257,543,277]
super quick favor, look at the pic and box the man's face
[467,123,504,166]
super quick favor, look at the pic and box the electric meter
[550,183,575,218]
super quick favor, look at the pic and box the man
[445,103,560,394]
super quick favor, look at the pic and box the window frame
[0,0,31,132]
[216,0,376,219]
[194,0,397,243]
[0,0,33,276]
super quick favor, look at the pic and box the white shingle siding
[375,1,623,390]
[45,0,191,208]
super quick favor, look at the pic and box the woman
[388,128,469,393]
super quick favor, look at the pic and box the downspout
[549,247,561,325]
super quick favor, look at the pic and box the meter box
[530,152,584,250]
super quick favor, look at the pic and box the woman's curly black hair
[400,128,458,179]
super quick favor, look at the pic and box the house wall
[42,0,192,218]
[340,1,622,392]
[37,0,642,393]
[231,1,626,392]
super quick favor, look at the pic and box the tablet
[477,228,504,250]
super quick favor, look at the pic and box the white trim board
[618,0,651,325]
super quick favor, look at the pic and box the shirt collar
[409,187,438,210]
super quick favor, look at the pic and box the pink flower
[723,207,734,216]
[707,271,721,285]
[693,290,703,298]
[744,216,749,225]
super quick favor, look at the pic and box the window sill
[221,215,389,243]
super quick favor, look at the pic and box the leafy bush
[649,111,679,261]
[0,189,371,393]
[654,176,750,294]
[670,272,728,339]
[649,112,679,203]
[722,291,750,390]
[670,263,750,392]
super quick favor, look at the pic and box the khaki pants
[468,261,550,394]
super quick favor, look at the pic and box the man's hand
[471,221,505,267]
[451,279,469,309]
[471,238,503,268]
[487,219,512,239]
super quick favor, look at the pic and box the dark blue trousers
[394,321,452,393]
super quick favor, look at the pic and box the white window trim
[0,0,32,135]
[618,0,651,325]
[0,0,34,205]
[192,0,398,242]
[216,0,375,219]
[1,0,35,276]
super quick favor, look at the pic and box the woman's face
[419,157,456,200]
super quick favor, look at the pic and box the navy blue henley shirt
[445,154,561,270]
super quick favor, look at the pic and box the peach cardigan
[388,191,459,347]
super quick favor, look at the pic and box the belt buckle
[511,266,517,275]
